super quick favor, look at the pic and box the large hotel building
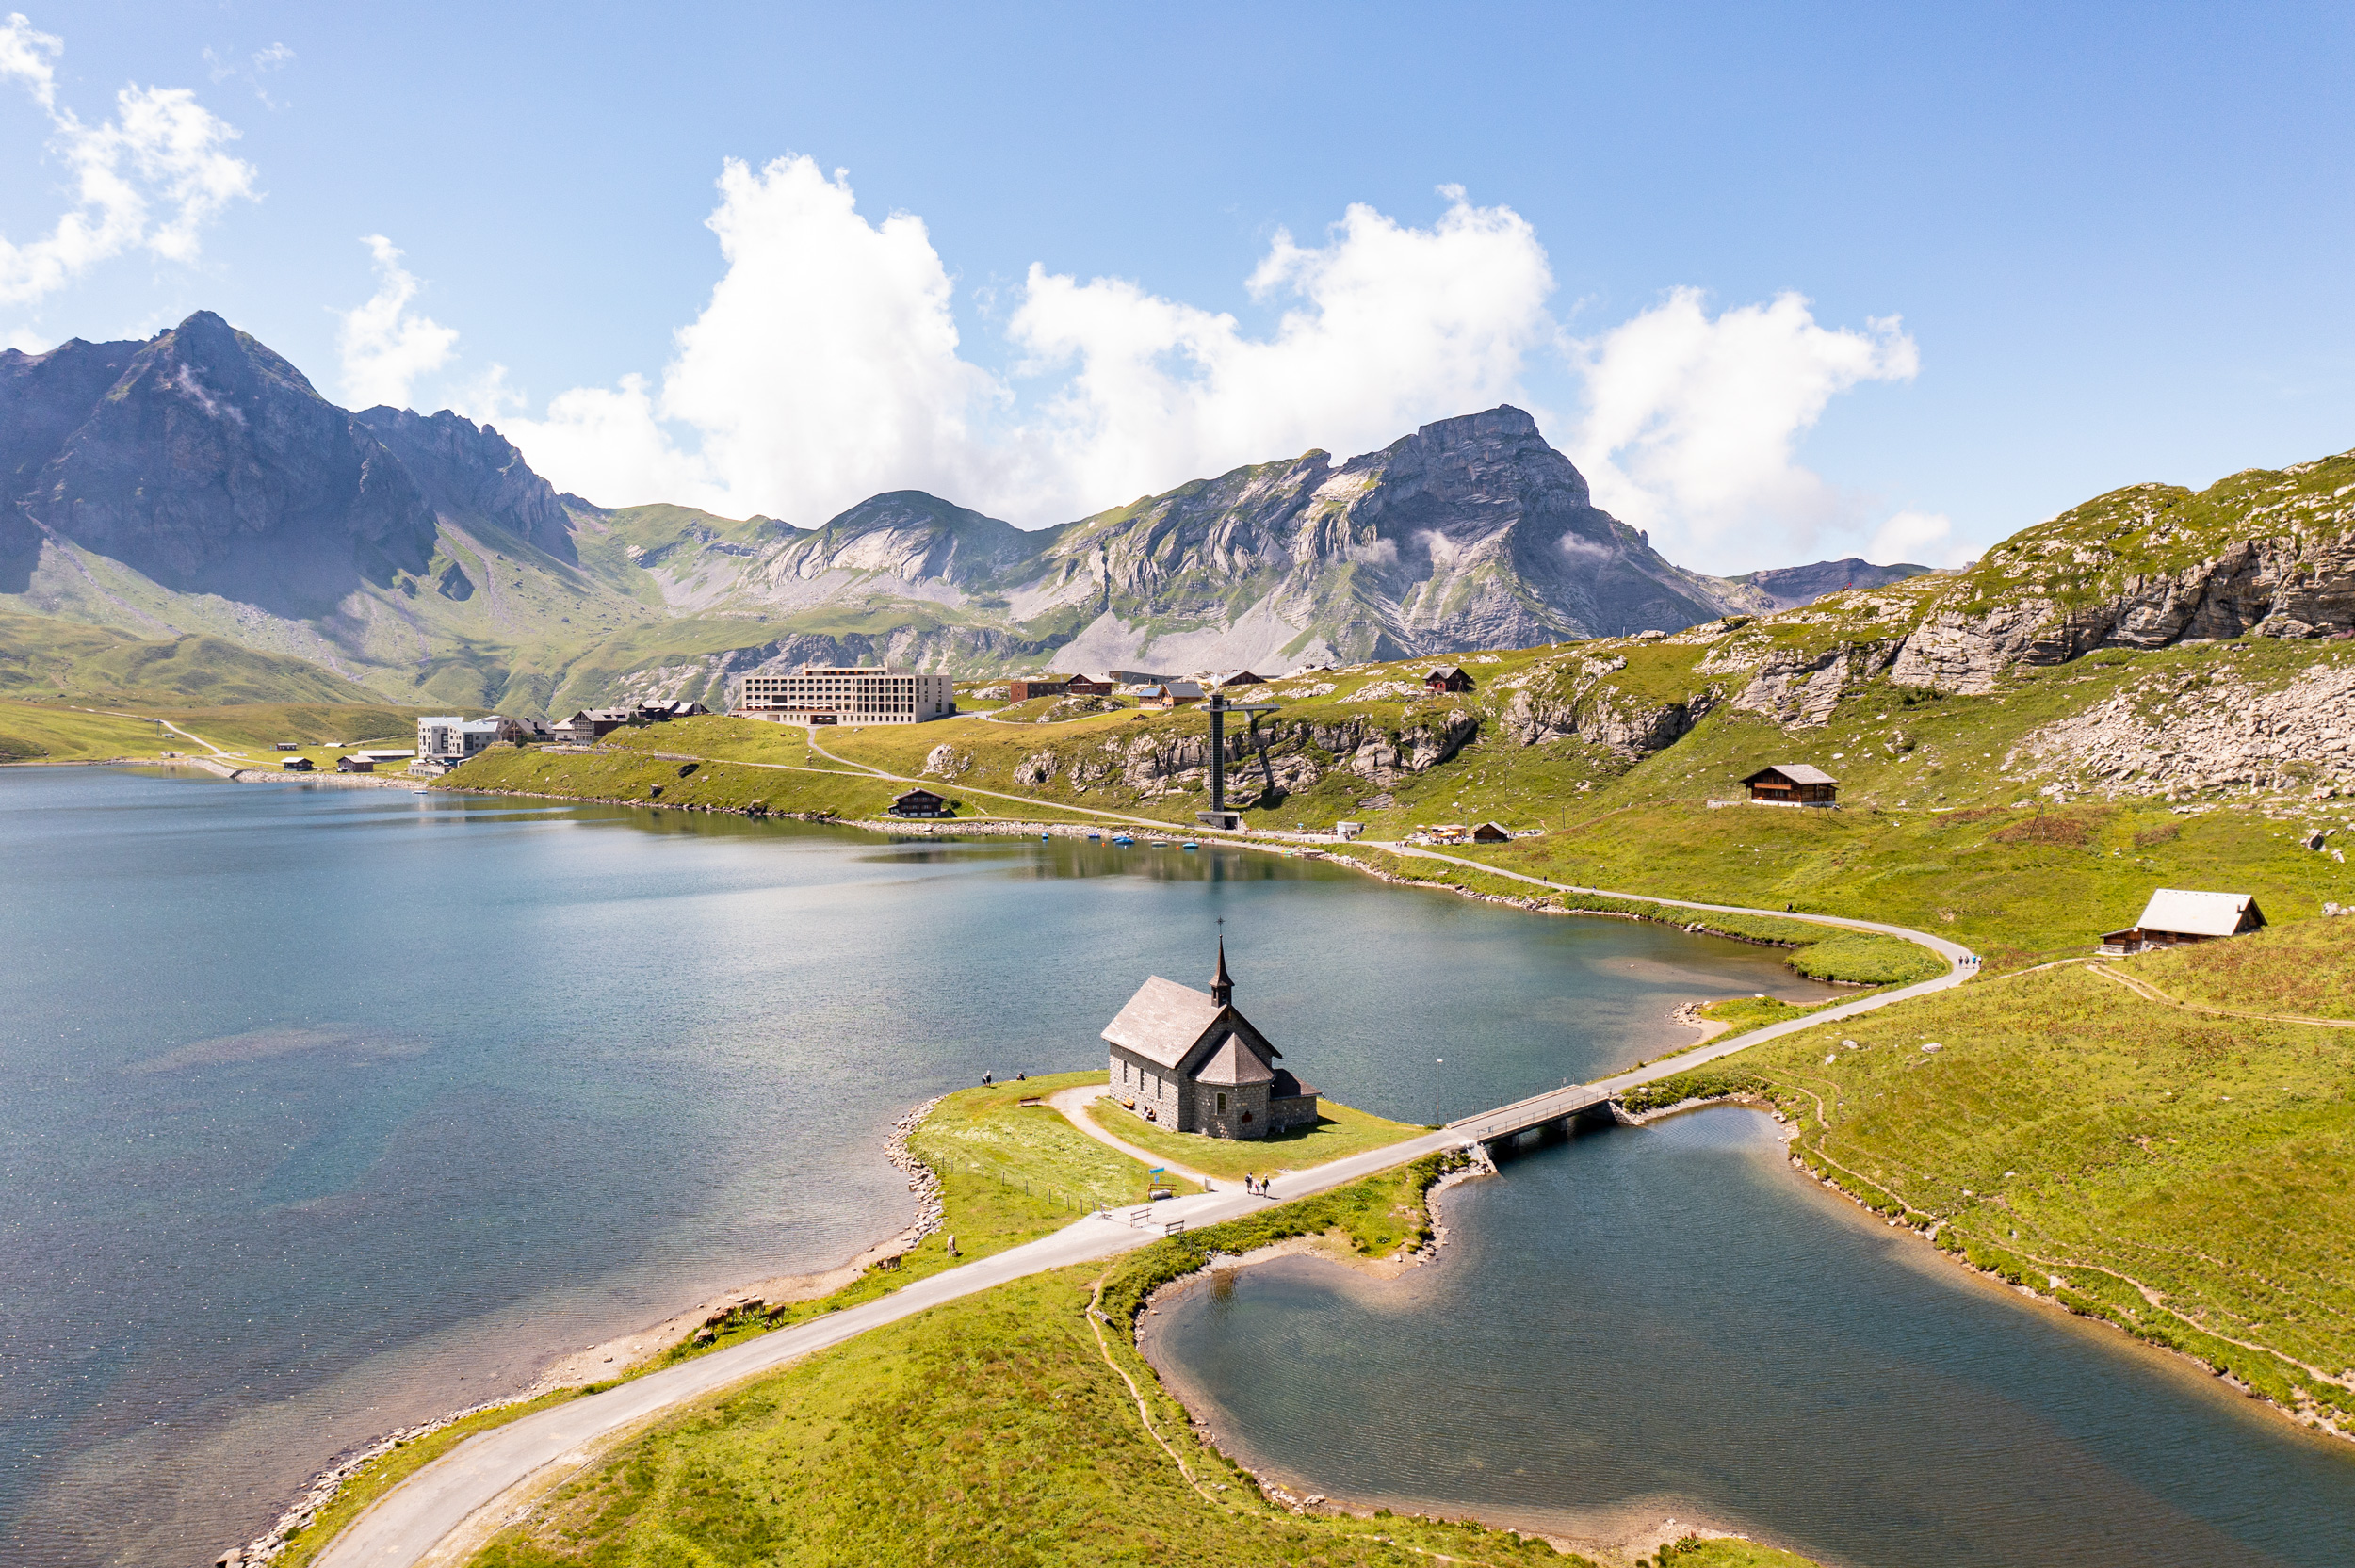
[736,665,957,725]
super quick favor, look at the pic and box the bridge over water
[1446,1080,1618,1155]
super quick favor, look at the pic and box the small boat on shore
[1181,840,1199,850]
[1113,834,1134,845]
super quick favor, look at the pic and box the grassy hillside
[0,699,174,762]
[0,606,378,706]
[810,635,2354,968]
[443,743,913,819]
[1632,919,2355,1435]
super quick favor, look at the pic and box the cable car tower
[1198,688,1279,831]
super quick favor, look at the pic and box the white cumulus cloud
[495,158,1922,568]
[1007,186,1555,517]
[333,235,458,409]
[1567,287,1919,567]
[1870,508,1974,568]
[0,11,260,310]
[505,154,1006,514]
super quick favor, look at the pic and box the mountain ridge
[2,310,1930,714]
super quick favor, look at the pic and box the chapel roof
[1195,1034,1275,1086]
[1101,976,1225,1069]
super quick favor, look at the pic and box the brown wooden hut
[1742,765,1838,805]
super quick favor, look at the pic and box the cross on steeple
[1210,918,1233,1007]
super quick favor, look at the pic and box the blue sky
[6,2,2354,574]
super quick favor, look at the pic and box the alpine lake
[4,768,2351,1566]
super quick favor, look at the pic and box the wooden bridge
[1446,1081,1617,1154]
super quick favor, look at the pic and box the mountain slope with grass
[0,606,380,706]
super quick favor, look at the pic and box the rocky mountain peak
[352,406,576,562]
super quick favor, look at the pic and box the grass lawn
[1085,1094,1427,1180]
[1694,995,1830,1031]
[439,745,914,818]
[1679,919,2355,1428]
[915,1072,1204,1220]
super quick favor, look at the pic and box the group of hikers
[1241,1172,1274,1198]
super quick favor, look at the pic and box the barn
[2100,889,2266,955]
[1743,765,1839,806]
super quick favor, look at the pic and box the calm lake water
[0,768,1827,1567]
[1147,1108,2355,1567]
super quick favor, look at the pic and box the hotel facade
[736,665,956,725]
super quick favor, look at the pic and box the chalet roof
[1194,1034,1275,1086]
[891,786,946,802]
[1102,976,1224,1069]
[1156,681,1206,699]
[1207,670,1265,687]
[2130,888,2263,938]
[1746,764,1838,785]
[1425,666,1470,680]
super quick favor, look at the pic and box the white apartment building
[736,665,956,725]
[417,716,507,763]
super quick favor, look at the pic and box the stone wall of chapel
[1109,1047,1187,1129]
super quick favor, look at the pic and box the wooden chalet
[2101,890,2266,955]
[1470,821,1512,843]
[1007,675,1071,702]
[1424,666,1475,693]
[885,787,953,818]
[1141,681,1206,709]
[1064,675,1114,696]
[1743,765,1839,806]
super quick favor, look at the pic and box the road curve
[311,1118,1457,1568]
[1373,844,1975,1091]
[314,829,1972,1567]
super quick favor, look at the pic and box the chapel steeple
[1210,926,1233,1007]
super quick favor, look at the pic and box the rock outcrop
[2009,657,2355,799]
[353,406,578,562]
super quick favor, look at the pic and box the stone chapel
[1101,940,1318,1140]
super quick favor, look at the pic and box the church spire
[1210,922,1233,1007]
